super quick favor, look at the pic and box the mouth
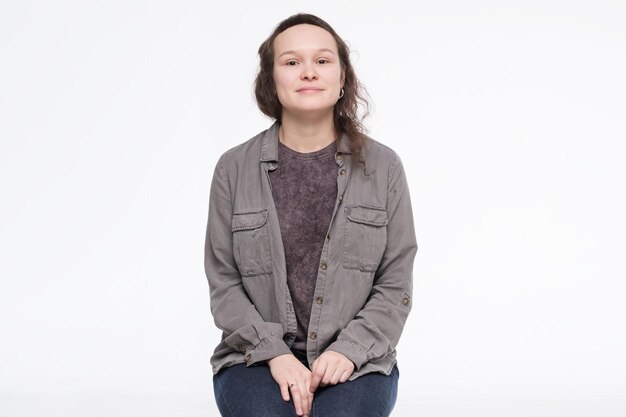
[297,88,323,93]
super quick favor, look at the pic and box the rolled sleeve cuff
[325,338,369,371]
[243,335,292,366]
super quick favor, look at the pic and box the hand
[309,351,355,393]
[267,353,314,417]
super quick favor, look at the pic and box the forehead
[273,24,338,56]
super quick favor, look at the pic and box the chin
[287,102,335,113]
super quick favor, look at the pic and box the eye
[318,59,329,64]
[286,60,298,66]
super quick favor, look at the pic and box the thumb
[311,359,318,373]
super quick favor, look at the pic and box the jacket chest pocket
[231,209,273,277]
[343,205,389,272]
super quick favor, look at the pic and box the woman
[204,13,417,417]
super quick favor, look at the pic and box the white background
[1,1,625,416]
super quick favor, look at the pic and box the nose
[300,62,318,81]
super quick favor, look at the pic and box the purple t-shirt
[268,139,338,355]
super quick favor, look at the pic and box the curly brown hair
[254,13,371,168]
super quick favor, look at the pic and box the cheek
[327,69,343,84]
[272,74,291,104]
[273,69,293,86]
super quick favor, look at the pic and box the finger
[310,360,327,393]
[279,382,291,402]
[339,369,351,383]
[305,378,315,412]
[320,366,334,386]
[329,367,343,385]
[290,385,303,416]
[299,381,310,416]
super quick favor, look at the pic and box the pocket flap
[345,205,388,226]
[232,210,269,231]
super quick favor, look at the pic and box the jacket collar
[260,120,352,163]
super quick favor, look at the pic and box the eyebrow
[278,48,336,58]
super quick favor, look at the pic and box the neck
[279,110,336,153]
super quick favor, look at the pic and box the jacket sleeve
[204,156,292,365]
[326,152,418,370]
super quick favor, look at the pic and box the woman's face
[272,24,345,118]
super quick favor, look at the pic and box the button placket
[307,151,349,358]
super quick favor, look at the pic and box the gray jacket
[204,121,418,380]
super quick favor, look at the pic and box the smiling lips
[297,87,323,93]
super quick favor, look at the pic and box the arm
[204,156,292,365]
[325,152,418,370]
[207,157,315,416]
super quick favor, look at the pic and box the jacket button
[336,154,343,161]
[309,332,317,340]
[316,296,323,304]
[320,263,327,270]
[241,347,246,353]
[402,297,410,305]
[340,169,346,175]
[338,195,343,202]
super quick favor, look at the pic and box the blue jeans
[213,360,399,417]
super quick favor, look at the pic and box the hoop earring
[339,88,344,99]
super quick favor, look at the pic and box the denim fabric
[213,361,399,417]
[204,121,418,380]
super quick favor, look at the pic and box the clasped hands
[268,350,355,417]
